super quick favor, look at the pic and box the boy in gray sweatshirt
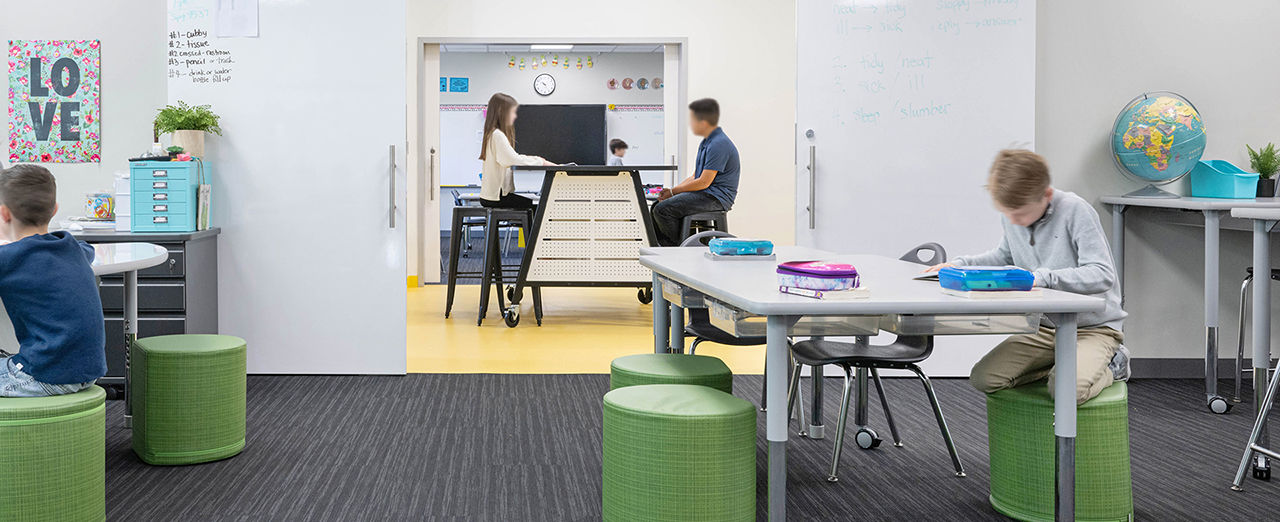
[927,149,1127,405]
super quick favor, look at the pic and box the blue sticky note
[449,77,469,93]
[439,77,447,92]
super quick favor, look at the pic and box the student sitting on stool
[925,149,1130,405]
[607,138,628,166]
[651,98,739,246]
[0,164,106,397]
[478,92,555,210]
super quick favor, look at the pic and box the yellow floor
[408,284,765,374]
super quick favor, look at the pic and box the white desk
[640,247,1105,521]
[1230,208,1280,487]
[1101,195,1280,413]
[0,242,168,425]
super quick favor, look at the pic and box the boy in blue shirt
[0,164,106,397]
[651,98,740,246]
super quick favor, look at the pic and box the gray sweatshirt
[953,189,1126,331]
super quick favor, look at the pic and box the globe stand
[1123,184,1180,199]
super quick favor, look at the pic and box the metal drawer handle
[153,181,168,189]
[153,204,168,212]
[152,216,168,224]
[153,170,168,178]
[153,193,168,200]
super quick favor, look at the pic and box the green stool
[987,381,1133,522]
[602,384,756,521]
[610,353,733,394]
[0,386,106,522]
[132,334,247,465]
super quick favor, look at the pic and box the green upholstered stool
[0,386,106,522]
[609,353,733,394]
[132,334,247,466]
[602,384,756,521]
[987,381,1133,522]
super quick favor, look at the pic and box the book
[941,288,1043,299]
[779,285,870,300]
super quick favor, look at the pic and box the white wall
[1037,0,1280,367]
[440,51,663,105]
[0,0,166,224]
[406,0,798,258]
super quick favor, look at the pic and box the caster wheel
[1209,395,1232,414]
[637,288,653,304]
[502,306,520,328]
[855,427,882,450]
[1253,458,1271,481]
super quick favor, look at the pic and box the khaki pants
[970,326,1124,405]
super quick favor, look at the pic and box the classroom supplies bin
[659,276,705,309]
[0,386,106,522]
[708,237,773,256]
[880,312,1041,336]
[776,261,860,291]
[132,334,246,465]
[707,297,879,337]
[602,384,756,521]
[939,266,1034,292]
[1189,159,1259,199]
[987,381,1132,522]
[130,161,207,232]
[610,353,733,394]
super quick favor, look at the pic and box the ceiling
[440,44,663,53]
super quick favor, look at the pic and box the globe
[1111,92,1206,197]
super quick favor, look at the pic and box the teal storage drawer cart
[130,161,206,232]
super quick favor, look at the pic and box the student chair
[0,386,106,522]
[450,189,485,254]
[444,207,542,326]
[1235,266,1280,406]
[679,211,730,244]
[787,243,966,482]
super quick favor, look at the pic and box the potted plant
[166,145,184,159]
[1248,143,1279,197]
[154,101,222,158]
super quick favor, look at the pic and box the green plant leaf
[154,100,223,136]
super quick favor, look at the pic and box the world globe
[1111,92,1206,197]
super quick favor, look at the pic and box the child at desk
[0,165,106,397]
[926,150,1129,405]
[607,139,628,166]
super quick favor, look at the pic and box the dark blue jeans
[650,191,725,246]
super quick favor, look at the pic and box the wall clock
[534,73,556,96]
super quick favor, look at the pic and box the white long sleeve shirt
[480,130,542,201]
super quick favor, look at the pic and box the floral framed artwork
[8,40,101,164]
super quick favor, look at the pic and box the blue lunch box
[708,238,774,256]
[938,266,1034,291]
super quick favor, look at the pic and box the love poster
[8,40,101,163]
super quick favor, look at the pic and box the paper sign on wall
[215,0,259,38]
[8,40,102,164]
[448,77,469,93]
[440,77,447,92]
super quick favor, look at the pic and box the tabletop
[92,242,169,276]
[1101,195,1280,210]
[1231,208,1280,221]
[640,246,1107,316]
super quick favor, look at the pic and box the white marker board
[796,0,1035,376]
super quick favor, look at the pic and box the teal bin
[129,161,207,232]
[1189,160,1258,199]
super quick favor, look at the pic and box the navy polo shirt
[693,127,740,209]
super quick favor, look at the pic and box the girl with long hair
[478,93,554,208]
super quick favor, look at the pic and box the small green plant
[1247,143,1280,180]
[166,145,184,154]
[154,101,223,136]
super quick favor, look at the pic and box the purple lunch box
[776,261,860,291]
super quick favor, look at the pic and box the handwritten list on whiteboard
[168,0,236,86]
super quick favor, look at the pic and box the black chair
[679,211,729,245]
[450,189,485,254]
[787,242,965,482]
[443,207,541,327]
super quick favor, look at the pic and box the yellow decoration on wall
[586,56,593,68]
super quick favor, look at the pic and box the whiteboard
[606,109,666,185]
[440,108,484,186]
[168,0,407,374]
[796,0,1035,376]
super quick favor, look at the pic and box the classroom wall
[440,51,663,105]
[1037,0,1280,369]
[0,0,167,226]
[406,0,798,249]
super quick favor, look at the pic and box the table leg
[1253,219,1273,458]
[1110,204,1125,304]
[809,362,825,439]
[124,270,138,428]
[1051,313,1077,522]
[653,274,669,354]
[766,315,791,521]
[1205,210,1225,409]
[670,305,685,354]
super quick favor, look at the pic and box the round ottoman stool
[987,381,1132,522]
[602,384,756,521]
[610,353,733,394]
[0,386,106,522]
[132,334,246,465]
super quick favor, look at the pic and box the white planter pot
[170,130,205,157]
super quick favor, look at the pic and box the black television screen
[511,104,607,165]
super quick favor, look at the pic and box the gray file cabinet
[75,228,220,395]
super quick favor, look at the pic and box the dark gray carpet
[104,376,1267,520]
[440,231,525,284]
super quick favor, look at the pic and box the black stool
[444,207,542,326]
[679,211,729,244]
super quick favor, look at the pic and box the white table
[1230,208,1280,487]
[639,247,1106,521]
[1102,195,1280,413]
[93,243,169,426]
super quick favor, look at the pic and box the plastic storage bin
[776,261,859,291]
[708,238,773,256]
[1189,160,1259,199]
[130,161,206,232]
[938,266,1034,291]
